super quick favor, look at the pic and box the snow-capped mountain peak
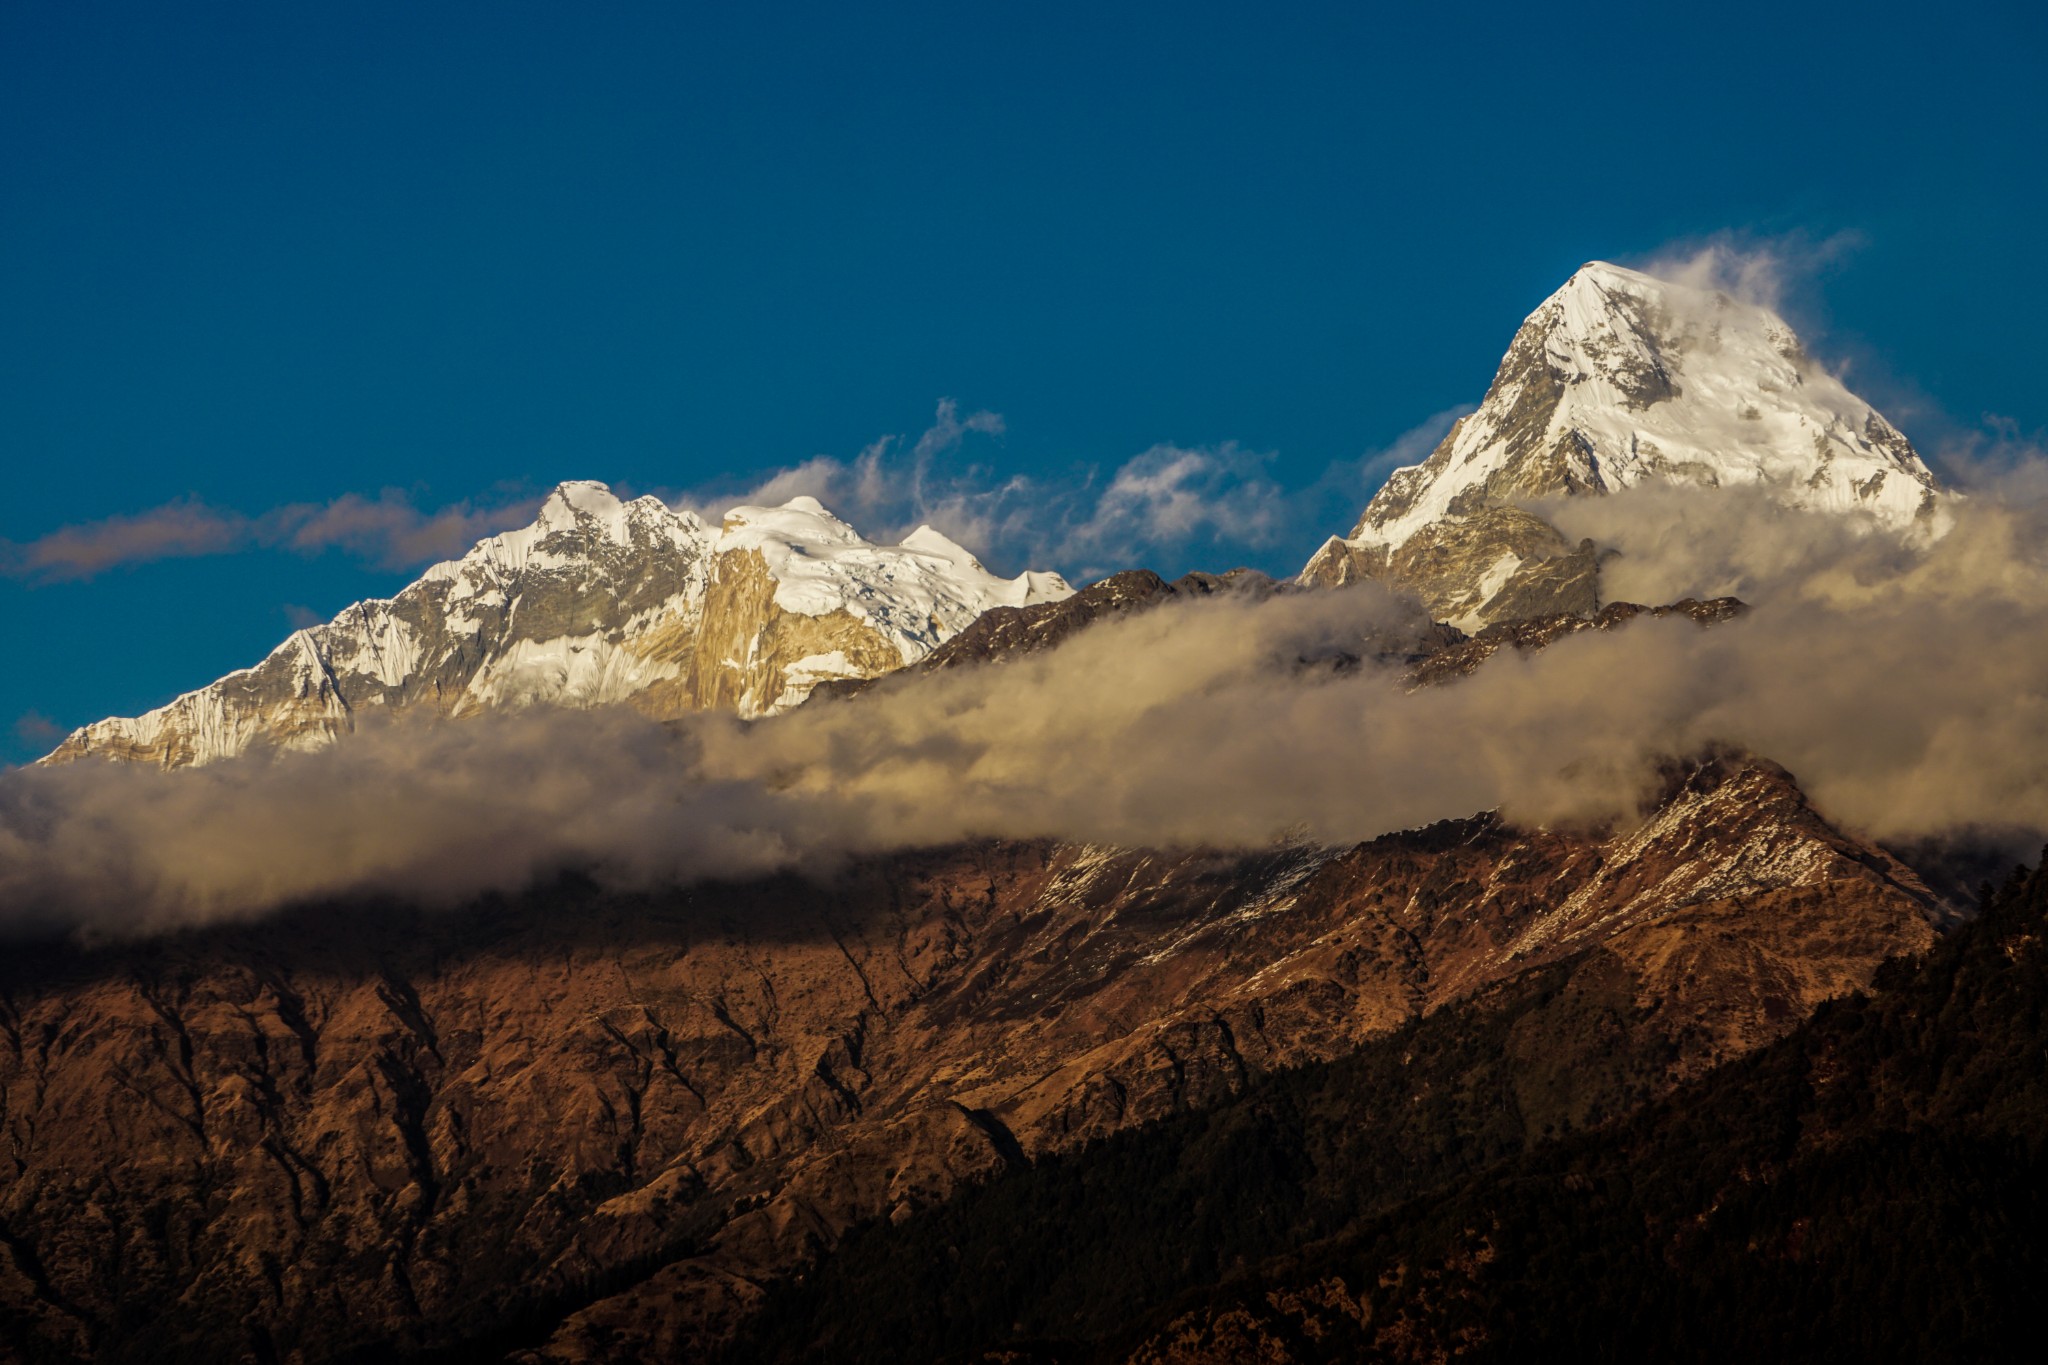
[51,485,1071,768]
[1303,259,1941,626]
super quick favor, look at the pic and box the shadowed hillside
[732,855,2047,1364]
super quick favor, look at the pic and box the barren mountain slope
[1058,858,2048,1365]
[0,745,1942,1364]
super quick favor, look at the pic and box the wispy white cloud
[1627,228,1864,314]
[1926,414,2048,494]
[1,396,1458,592]
[673,399,1019,542]
[677,399,1458,581]
[1053,442,1288,574]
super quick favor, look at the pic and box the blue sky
[3,0,2044,761]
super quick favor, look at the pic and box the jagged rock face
[47,484,1071,768]
[893,566,1306,674]
[804,568,1185,702]
[0,750,1943,1364]
[1303,261,1941,627]
[1405,596,1748,686]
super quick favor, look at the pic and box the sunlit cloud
[10,477,2048,938]
[1626,228,1864,315]
[672,399,1467,581]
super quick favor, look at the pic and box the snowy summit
[1303,260,1941,627]
[51,483,1072,768]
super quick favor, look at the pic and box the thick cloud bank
[5,486,2048,937]
[0,713,816,937]
[721,486,2048,855]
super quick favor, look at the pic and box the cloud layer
[5,479,2048,939]
[8,241,2046,936]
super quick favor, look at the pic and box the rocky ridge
[0,747,1944,1364]
[807,567,1465,707]
[965,855,2048,1365]
[1405,596,1747,686]
[1301,261,1941,627]
[48,482,1070,768]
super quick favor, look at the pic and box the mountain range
[1,261,2018,1365]
[49,487,1069,767]
[52,259,1938,765]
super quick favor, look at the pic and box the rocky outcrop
[806,568,1184,702]
[667,544,910,715]
[1301,506,1599,626]
[1303,261,1942,627]
[48,485,1071,768]
[1406,596,1747,686]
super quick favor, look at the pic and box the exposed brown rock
[1405,596,1747,686]
[674,545,909,715]
[1301,505,1597,629]
[0,748,1940,1363]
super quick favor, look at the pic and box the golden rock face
[675,546,909,717]
[1302,505,1598,628]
